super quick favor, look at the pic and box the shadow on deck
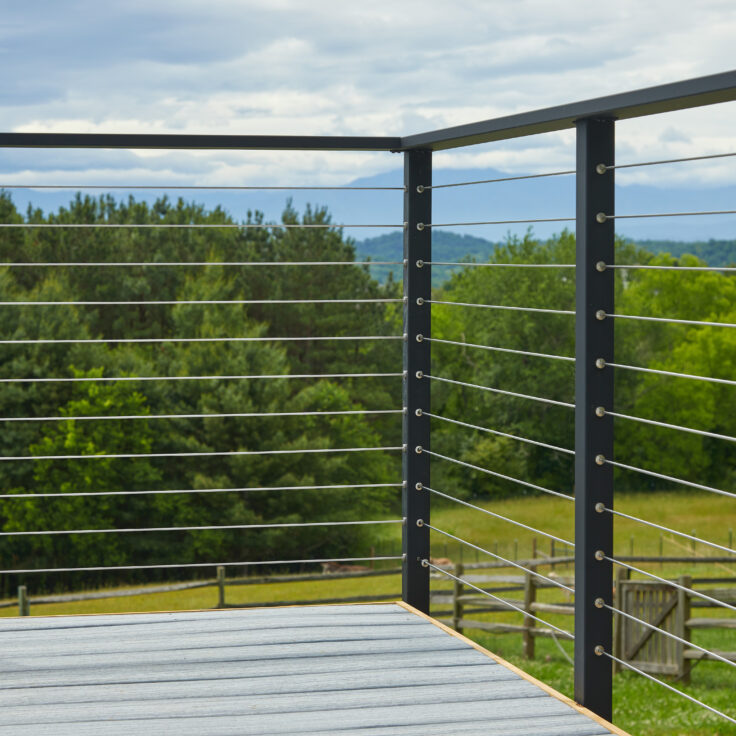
[0,602,628,735]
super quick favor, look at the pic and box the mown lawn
[1,490,734,735]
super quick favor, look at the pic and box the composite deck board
[0,603,621,735]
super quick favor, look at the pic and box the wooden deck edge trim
[5,599,403,620]
[395,600,632,736]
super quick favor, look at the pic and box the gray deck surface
[0,603,617,735]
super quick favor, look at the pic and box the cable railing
[1,70,735,733]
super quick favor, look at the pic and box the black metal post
[574,117,615,721]
[402,149,432,613]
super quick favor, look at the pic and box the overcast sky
[3,0,735,188]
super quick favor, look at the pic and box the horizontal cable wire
[420,217,574,228]
[420,170,576,190]
[0,446,404,462]
[600,602,736,670]
[423,485,573,545]
[0,184,405,191]
[0,482,403,500]
[426,336,575,363]
[601,209,736,221]
[425,374,575,409]
[0,335,404,346]
[600,311,736,329]
[0,298,404,307]
[1,261,404,268]
[0,555,404,576]
[0,372,404,385]
[601,456,735,500]
[422,523,574,593]
[602,408,736,447]
[425,261,576,268]
[0,223,405,230]
[426,560,574,639]
[423,410,574,455]
[423,451,573,502]
[601,151,736,171]
[0,518,404,538]
[603,556,736,613]
[598,650,736,726]
[426,300,574,316]
[600,506,735,557]
[604,263,736,272]
[0,409,403,423]
[602,360,736,387]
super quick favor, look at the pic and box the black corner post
[574,117,615,721]
[402,148,432,613]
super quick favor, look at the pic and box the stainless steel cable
[422,449,573,502]
[601,408,736,447]
[0,555,404,576]
[426,300,575,316]
[423,410,575,456]
[599,209,736,221]
[599,311,736,329]
[600,602,736,670]
[597,649,736,726]
[425,374,575,409]
[425,560,575,639]
[425,262,576,268]
[602,263,736,273]
[0,518,404,538]
[600,456,735,500]
[421,486,574,545]
[0,223,405,230]
[0,372,404,385]
[599,151,736,171]
[599,505,736,557]
[1,261,404,268]
[0,409,403,423]
[426,337,575,363]
[419,217,574,228]
[419,170,576,190]
[0,335,404,346]
[0,184,405,191]
[602,556,736,613]
[0,482,403,500]
[0,298,404,307]
[601,360,736,387]
[421,522,574,592]
[0,445,404,462]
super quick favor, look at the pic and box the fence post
[452,561,464,635]
[216,566,226,609]
[675,574,692,684]
[18,585,29,617]
[574,116,615,722]
[402,148,432,613]
[523,572,536,659]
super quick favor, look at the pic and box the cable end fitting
[402,332,408,341]
[415,370,423,379]
[595,502,605,513]
[594,644,605,656]
[595,309,607,321]
[595,454,606,465]
[595,406,606,418]
[594,549,605,561]
[594,597,605,609]
[415,445,423,454]
[595,163,608,175]
[416,259,424,268]
[416,518,424,527]
[415,408,423,417]
[416,222,425,231]
[416,333,423,342]
[416,185,425,194]
[595,212,608,224]
[421,558,429,567]
[415,482,423,491]
[595,358,606,369]
[596,260,607,272]
[416,297,424,306]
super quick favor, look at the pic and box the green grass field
[2,490,734,735]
